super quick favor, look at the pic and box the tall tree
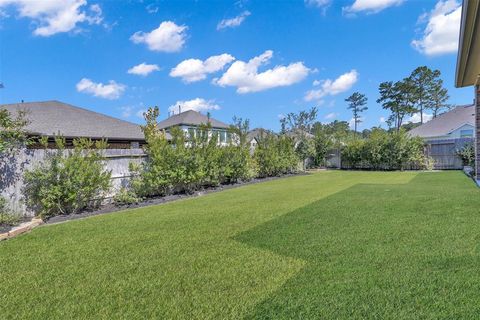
[280,107,318,170]
[0,109,29,153]
[281,107,318,135]
[408,66,438,124]
[429,78,451,117]
[345,92,368,137]
[377,79,416,132]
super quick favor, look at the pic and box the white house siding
[420,123,475,141]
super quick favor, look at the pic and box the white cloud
[343,0,404,14]
[130,21,187,52]
[217,10,250,30]
[411,0,461,56]
[405,112,433,124]
[349,116,365,129]
[127,63,160,76]
[0,0,103,36]
[120,106,133,118]
[170,54,235,83]
[312,80,321,86]
[146,3,159,14]
[168,98,220,115]
[214,50,310,94]
[136,109,147,119]
[76,78,126,100]
[305,0,331,8]
[304,69,358,101]
[325,112,338,120]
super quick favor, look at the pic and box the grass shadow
[234,172,480,319]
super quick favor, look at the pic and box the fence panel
[0,148,146,217]
[425,138,472,170]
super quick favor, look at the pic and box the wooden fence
[0,148,146,217]
[324,138,473,170]
[424,138,472,170]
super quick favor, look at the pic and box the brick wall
[476,85,480,179]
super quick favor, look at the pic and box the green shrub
[0,196,21,226]
[341,129,432,170]
[23,137,111,218]
[220,145,255,183]
[136,108,256,197]
[254,134,299,177]
[113,187,141,206]
[313,131,334,167]
[456,142,475,167]
[341,138,365,169]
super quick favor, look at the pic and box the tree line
[345,66,450,134]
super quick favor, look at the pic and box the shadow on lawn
[233,173,480,319]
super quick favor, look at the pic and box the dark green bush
[23,137,111,218]
[341,129,432,170]
[135,107,255,198]
[113,187,142,206]
[254,134,299,177]
[456,142,475,167]
[0,196,21,226]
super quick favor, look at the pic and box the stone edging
[0,218,44,241]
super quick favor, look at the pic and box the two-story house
[157,109,232,146]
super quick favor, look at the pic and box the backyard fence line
[0,148,146,217]
[325,138,472,171]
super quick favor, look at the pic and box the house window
[219,130,226,143]
[130,141,140,149]
[460,129,473,138]
[188,128,195,139]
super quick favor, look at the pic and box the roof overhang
[456,0,480,88]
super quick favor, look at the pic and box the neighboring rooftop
[0,100,147,141]
[157,109,229,130]
[247,128,275,142]
[285,128,315,140]
[408,105,475,138]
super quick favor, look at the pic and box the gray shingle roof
[247,128,275,142]
[0,100,148,141]
[408,105,475,138]
[157,110,229,130]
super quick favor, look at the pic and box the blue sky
[0,0,470,131]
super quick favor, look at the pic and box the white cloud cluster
[343,0,404,14]
[406,112,433,124]
[76,78,126,100]
[305,0,331,8]
[127,63,160,76]
[214,50,310,94]
[411,0,461,56]
[168,98,220,115]
[120,105,133,118]
[170,54,235,83]
[325,112,338,120]
[0,0,103,36]
[130,21,187,52]
[217,11,250,30]
[305,70,358,101]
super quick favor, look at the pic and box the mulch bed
[45,173,310,225]
[0,217,30,234]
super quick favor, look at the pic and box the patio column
[476,84,480,182]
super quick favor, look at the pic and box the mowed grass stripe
[3,171,478,319]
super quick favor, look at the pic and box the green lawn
[1,171,480,319]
